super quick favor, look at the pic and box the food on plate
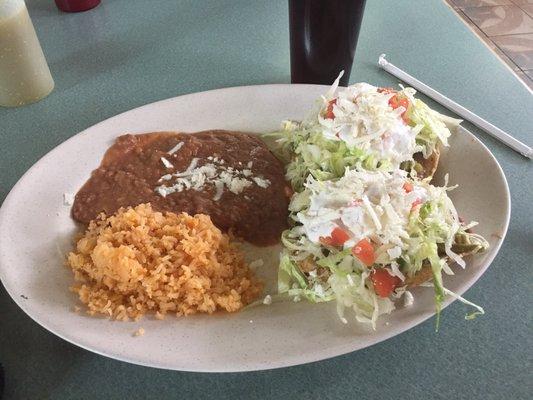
[72,130,290,246]
[278,169,488,328]
[65,88,487,328]
[67,203,262,320]
[261,78,488,327]
[264,80,460,191]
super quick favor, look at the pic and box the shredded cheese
[155,157,270,201]
[160,157,174,169]
[263,295,272,305]
[403,291,414,307]
[63,193,75,206]
[167,142,184,155]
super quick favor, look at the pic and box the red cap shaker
[55,0,101,13]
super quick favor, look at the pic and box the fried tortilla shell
[405,233,487,288]
[413,148,441,181]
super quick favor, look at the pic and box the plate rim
[0,84,511,372]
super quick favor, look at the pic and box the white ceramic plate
[0,85,510,372]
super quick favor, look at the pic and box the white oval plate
[0,85,510,372]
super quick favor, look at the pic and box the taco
[264,80,460,190]
[278,169,488,328]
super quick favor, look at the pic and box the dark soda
[289,0,367,86]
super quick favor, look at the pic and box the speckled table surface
[0,0,531,399]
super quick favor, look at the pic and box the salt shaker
[0,0,54,107]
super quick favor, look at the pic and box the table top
[1,0,531,399]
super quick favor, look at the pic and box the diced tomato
[351,238,376,266]
[371,269,402,298]
[325,99,337,119]
[331,227,350,245]
[388,95,409,110]
[411,198,423,210]
[377,87,396,94]
[388,94,410,124]
[320,227,350,247]
[403,182,413,193]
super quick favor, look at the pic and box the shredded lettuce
[403,89,461,158]
[268,80,485,330]
[421,282,485,327]
[278,254,306,294]
[264,123,372,191]
[277,169,488,329]
[264,84,460,192]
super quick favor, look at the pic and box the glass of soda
[289,0,367,86]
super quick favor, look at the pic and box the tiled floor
[446,0,533,90]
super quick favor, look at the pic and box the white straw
[378,54,532,159]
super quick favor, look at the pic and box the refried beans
[71,130,290,246]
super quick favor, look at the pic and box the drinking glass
[289,0,367,86]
